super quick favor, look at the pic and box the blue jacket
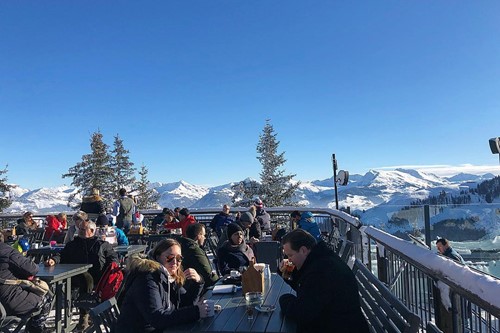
[210,212,235,237]
[116,255,203,333]
[443,247,465,264]
[298,218,322,241]
[114,227,129,246]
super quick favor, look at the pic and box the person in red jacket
[165,208,196,236]
[44,213,66,242]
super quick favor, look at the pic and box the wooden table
[165,273,296,333]
[37,263,93,333]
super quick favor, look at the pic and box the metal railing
[2,207,498,332]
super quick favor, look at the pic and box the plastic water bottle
[264,264,271,281]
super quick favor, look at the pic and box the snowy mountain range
[4,169,499,240]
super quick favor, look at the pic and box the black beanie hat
[96,214,109,227]
[226,223,243,238]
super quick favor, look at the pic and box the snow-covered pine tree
[110,134,136,195]
[0,166,14,212]
[63,131,114,208]
[135,164,160,209]
[256,120,300,207]
[231,179,261,207]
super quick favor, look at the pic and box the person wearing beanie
[216,211,261,251]
[216,223,255,275]
[254,198,271,232]
[298,212,322,241]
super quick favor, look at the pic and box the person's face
[196,227,206,246]
[230,231,244,245]
[223,205,230,213]
[164,215,174,223]
[157,245,183,275]
[24,214,34,223]
[436,242,447,254]
[283,243,310,270]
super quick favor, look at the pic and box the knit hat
[226,223,243,238]
[301,211,314,220]
[254,198,263,208]
[96,214,109,227]
[240,212,254,224]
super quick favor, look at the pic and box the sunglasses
[165,254,184,263]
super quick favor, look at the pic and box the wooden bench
[352,259,420,333]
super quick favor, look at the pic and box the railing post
[376,246,388,284]
[424,205,432,249]
[433,282,455,333]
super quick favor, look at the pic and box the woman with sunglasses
[115,238,209,333]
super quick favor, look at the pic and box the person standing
[279,229,369,333]
[436,238,465,264]
[298,211,322,241]
[79,188,105,220]
[113,188,136,234]
[254,198,271,232]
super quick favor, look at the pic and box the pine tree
[255,120,300,207]
[135,164,160,209]
[0,166,14,212]
[110,134,136,195]
[63,131,114,208]
[231,179,261,207]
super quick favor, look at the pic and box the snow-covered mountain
[4,169,499,240]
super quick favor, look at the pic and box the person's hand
[184,268,201,283]
[45,258,55,267]
[249,237,259,244]
[196,299,209,319]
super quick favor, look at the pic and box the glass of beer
[245,292,263,320]
[281,260,295,280]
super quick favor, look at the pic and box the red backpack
[95,261,124,302]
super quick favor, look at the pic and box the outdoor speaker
[489,137,500,154]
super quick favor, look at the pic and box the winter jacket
[298,218,322,241]
[44,215,63,241]
[175,236,219,289]
[255,208,271,231]
[115,254,203,333]
[216,220,261,251]
[114,227,129,246]
[165,215,196,237]
[279,241,369,333]
[217,240,255,276]
[80,195,105,215]
[0,242,43,316]
[210,212,235,237]
[15,220,36,236]
[53,236,118,284]
[443,247,465,264]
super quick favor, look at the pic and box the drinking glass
[244,292,263,320]
[281,260,295,280]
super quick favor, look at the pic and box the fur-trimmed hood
[82,195,103,203]
[126,253,162,274]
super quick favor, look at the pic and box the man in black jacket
[46,220,118,331]
[176,223,219,289]
[279,229,369,333]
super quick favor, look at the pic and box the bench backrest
[89,297,120,333]
[352,259,420,333]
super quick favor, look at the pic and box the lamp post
[331,154,349,210]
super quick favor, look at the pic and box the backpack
[95,261,124,302]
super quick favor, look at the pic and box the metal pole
[424,205,431,249]
[332,154,339,210]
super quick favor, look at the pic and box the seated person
[298,211,322,241]
[0,235,52,333]
[15,211,38,236]
[279,229,369,333]
[217,212,260,250]
[217,223,255,276]
[64,211,87,244]
[115,239,208,332]
[176,223,219,289]
[43,213,66,243]
[45,220,119,331]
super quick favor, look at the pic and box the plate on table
[255,305,276,313]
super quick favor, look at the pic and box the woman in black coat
[115,238,209,333]
[0,242,52,332]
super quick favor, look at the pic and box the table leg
[54,281,63,333]
[64,277,73,332]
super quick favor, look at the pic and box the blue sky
[1,1,500,189]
